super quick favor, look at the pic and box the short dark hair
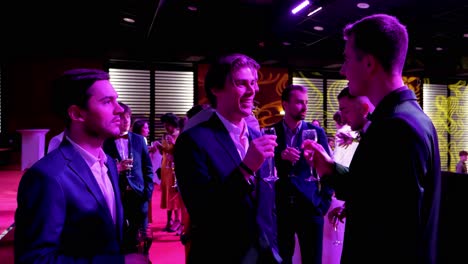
[204,53,260,107]
[118,101,132,115]
[281,84,307,102]
[333,111,345,126]
[132,119,148,135]
[160,113,179,128]
[337,87,357,100]
[186,104,210,119]
[343,14,408,74]
[459,150,468,157]
[52,68,110,126]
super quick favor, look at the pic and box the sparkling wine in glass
[261,127,278,182]
[302,129,318,182]
[332,223,343,246]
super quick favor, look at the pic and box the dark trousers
[121,189,149,253]
[277,195,324,264]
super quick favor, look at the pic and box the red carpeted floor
[0,166,185,264]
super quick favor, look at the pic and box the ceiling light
[282,41,291,46]
[415,47,423,51]
[188,6,197,12]
[291,0,310,15]
[313,26,324,31]
[357,3,370,9]
[464,33,468,38]
[436,47,443,51]
[123,17,135,23]
[307,7,322,17]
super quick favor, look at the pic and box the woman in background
[155,113,183,232]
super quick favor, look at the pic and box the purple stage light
[291,0,310,15]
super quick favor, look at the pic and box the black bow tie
[117,134,129,139]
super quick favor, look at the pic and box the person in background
[272,84,332,264]
[132,119,158,222]
[303,14,441,263]
[155,113,183,233]
[312,119,321,127]
[184,104,215,132]
[323,86,374,264]
[103,102,154,253]
[47,130,65,153]
[456,150,468,174]
[15,68,148,263]
[332,111,358,167]
[174,53,281,263]
[132,119,150,145]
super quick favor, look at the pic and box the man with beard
[272,84,333,264]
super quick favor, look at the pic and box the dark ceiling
[3,0,468,77]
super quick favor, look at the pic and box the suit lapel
[106,157,123,240]
[210,114,242,164]
[60,140,116,225]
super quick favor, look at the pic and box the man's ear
[68,105,85,122]
[365,54,378,74]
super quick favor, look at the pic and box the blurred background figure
[322,87,374,264]
[456,150,468,174]
[155,112,183,233]
[103,102,154,253]
[312,119,321,127]
[332,111,358,168]
[132,119,150,144]
[133,119,161,186]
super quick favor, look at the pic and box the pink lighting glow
[291,0,310,15]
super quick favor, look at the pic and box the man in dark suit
[14,68,148,263]
[303,14,441,263]
[174,53,281,263]
[273,84,333,264]
[103,102,154,253]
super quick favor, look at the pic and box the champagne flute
[261,127,278,182]
[170,161,178,189]
[332,222,343,246]
[302,129,318,182]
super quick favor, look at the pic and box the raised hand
[242,134,277,173]
[302,139,334,176]
[281,147,301,164]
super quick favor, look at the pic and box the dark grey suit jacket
[14,139,125,264]
[323,88,441,263]
[174,114,280,263]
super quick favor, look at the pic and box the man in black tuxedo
[303,14,441,263]
[273,84,333,264]
[103,102,154,253]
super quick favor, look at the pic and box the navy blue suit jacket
[174,114,280,263]
[273,120,333,216]
[14,139,125,264]
[103,132,154,201]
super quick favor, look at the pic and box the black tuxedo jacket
[323,88,441,263]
